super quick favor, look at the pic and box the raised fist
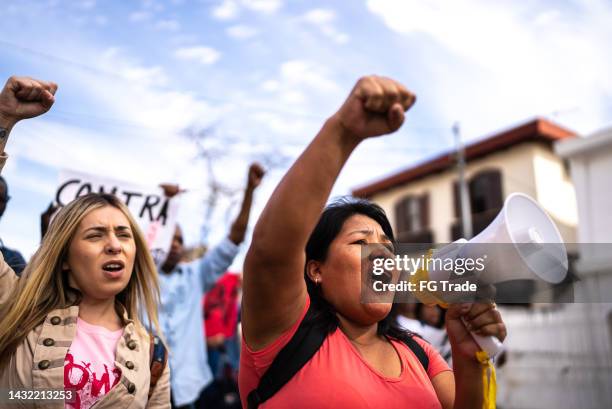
[332,76,415,141]
[0,76,58,129]
[159,183,183,198]
[247,163,265,189]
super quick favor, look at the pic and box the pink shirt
[64,318,123,409]
[239,296,451,409]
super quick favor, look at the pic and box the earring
[315,277,320,286]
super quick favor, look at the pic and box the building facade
[352,118,609,409]
[352,118,578,245]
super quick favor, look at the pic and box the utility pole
[200,151,220,245]
[182,125,231,246]
[453,122,472,239]
[183,125,291,246]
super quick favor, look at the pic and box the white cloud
[301,8,349,44]
[261,79,279,92]
[303,8,335,25]
[129,11,152,22]
[100,48,169,86]
[4,46,239,251]
[174,46,221,65]
[533,9,561,26]
[366,0,612,136]
[243,0,282,14]
[140,0,165,12]
[280,60,340,94]
[320,26,349,44]
[249,111,310,138]
[80,47,226,134]
[10,120,192,184]
[212,0,239,20]
[226,24,258,39]
[0,2,319,258]
[250,60,342,130]
[211,0,281,20]
[155,19,180,31]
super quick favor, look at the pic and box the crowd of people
[0,75,506,409]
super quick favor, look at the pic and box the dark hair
[304,196,416,342]
[0,175,8,201]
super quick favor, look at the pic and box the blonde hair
[0,193,163,369]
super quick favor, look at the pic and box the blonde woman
[0,76,170,408]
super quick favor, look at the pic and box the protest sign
[56,169,180,264]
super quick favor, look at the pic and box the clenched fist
[0,76,58,129]
[159,184,183,198]
[446,302,507,361]
[331,76,416,142]
[247,163,265,189]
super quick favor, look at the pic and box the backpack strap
[247,306,326,409]
[402,335,429,373]
[247,307,430,409]
[148,333,168,399]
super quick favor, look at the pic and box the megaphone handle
[463,319,503,357]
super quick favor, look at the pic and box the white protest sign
[56,169,180,264]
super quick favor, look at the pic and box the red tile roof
[352,118,576,198]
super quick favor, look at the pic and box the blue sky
[1,0,611,265]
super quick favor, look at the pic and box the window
[469,170,503,214]
[407,197,422,232]
[452,169,503,240]
[395,193,432,243]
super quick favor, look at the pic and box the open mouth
[102,260,125,277]
[379,267,393,285]
[365,254,395,288]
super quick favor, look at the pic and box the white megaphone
[427,193,568,357]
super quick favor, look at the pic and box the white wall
[532,145,578,243]
[498,303,612,409]
[492,128,612,409]
[369,142,577,243]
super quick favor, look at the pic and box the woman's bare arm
[242,76,416,349]
[0,75,57,302]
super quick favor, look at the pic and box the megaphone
[426,193,568,357]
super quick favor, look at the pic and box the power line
[46,110,181,131]
[0,40,126,80]
[41,108,448,153]
[0,39,322,121]
[0,39,451,131]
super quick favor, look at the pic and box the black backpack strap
[247,308,430,409]
[402,335,429,372]
[247,306,327,409]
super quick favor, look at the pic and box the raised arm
[196,163,264,291]
[228,163,265,245]
[0,76,57,304]
[0,76,57,158]
[242,76,416,349]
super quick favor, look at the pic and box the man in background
[0,175,26,275]
[159,163,265,409]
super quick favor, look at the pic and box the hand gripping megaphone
[424,193,569,357]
